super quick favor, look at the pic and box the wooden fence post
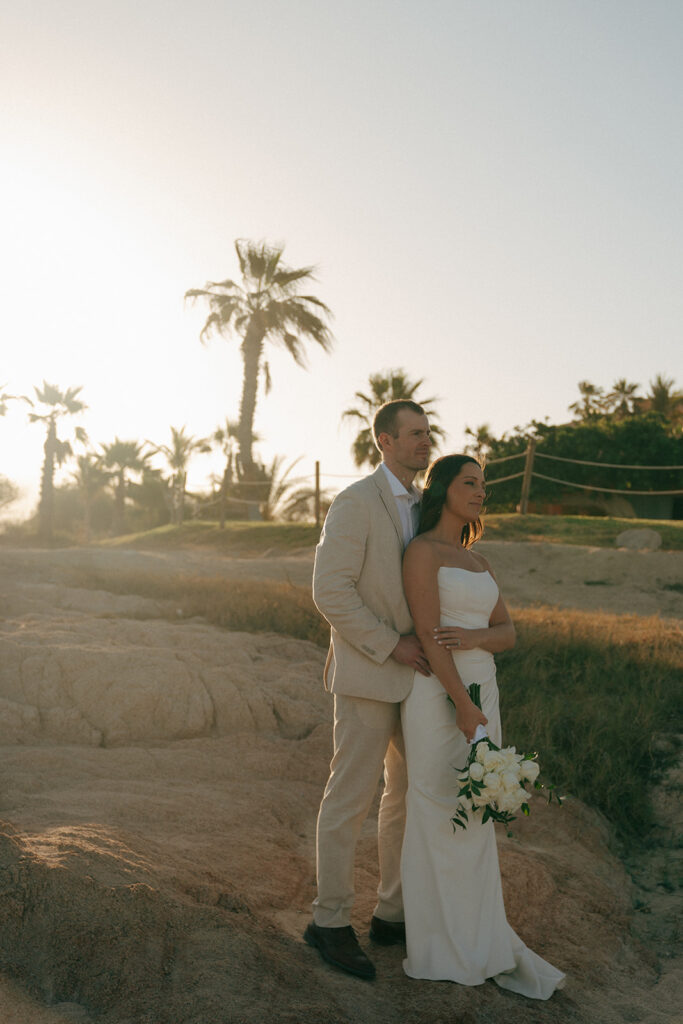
[315,461,321,527]
[519,438,536,514]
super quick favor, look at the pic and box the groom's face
[382,410,432,472]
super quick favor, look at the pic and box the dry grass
[5,510,678,553]
[70,568,330,647]
[69,566,682,845]
[481,512,683,550]
[103,514,682,551]
[498,606,682,842]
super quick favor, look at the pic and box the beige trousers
[312,693,407,928]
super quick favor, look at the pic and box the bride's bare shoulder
[470,548,494,574]
[404,533,439,566]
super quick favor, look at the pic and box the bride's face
[445,463,486,522]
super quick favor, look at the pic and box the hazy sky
[2,0,682,514]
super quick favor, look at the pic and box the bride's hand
[433,626,479,651]
[456,699,488,743]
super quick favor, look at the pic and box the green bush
[485,413,683,518]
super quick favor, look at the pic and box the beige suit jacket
[312,465,415,703]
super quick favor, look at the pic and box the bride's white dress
[400,566,565,999]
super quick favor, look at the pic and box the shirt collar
[381,463,421,504]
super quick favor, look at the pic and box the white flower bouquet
[451,683,561,831]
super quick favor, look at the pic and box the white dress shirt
[381,463,421,546]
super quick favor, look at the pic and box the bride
[401,454,565,999]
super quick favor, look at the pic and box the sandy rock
[615,528,662,550]
[0,612,327,747]
[0,740,674,1024]
[0,544,680,1024]
[53,586,166,619]
[0,697,41,744]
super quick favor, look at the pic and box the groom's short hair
[373,400,425,451]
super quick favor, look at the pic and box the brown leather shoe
[304,922,376,979]
[369,915,406,945]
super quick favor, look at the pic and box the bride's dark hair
[417,454,484,548]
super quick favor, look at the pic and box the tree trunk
[83,496,91,544]
[176,473,186,526]
[113,473,126,534]
[219,456,231,530]
[38,420,56,543]
[238,323,265,473]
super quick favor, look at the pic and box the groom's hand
[391,635,431,677]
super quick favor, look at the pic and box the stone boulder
[615,528,662,551]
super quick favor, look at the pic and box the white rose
[502,748,523,770]
[501,771,521,793]
[482,748,505,772]
[469,762,485,781]
[497,791,515,813]
[520,759,540,784]
[482,772,503,798]
[475,741,490,765]
[499,788,526,813]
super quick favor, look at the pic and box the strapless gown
[400,566,565,999]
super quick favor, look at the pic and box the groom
[304,399,432,980]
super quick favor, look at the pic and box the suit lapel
[372,465,405,547]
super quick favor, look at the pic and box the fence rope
[533,452,683,471]
[484,471,525,487]
[530,471,683,496]
[320,472,366,479]
[199,493,261,507]
[484,451,526,465]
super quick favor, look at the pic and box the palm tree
[0,384,19,417]
[342,369,445,469]
[464,423,495,461]
[568,380,606,421]
[212,419,241,528]
[27,382,87,541]
[100,439,149,535]
[185,239,333,475]
[259,455,309,521]
[148,426,211,525]
[605,379,640,418]
[646,374,683,421]
[0,475,18,511]
[71,454,111,542]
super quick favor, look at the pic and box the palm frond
[234,238,249,278]
[298,293,333,315]
[279,332,306,367]
[273,266,314,288]
[264,247,284,283]
[351,428,379,469]
[54,439,73,465]
[341,408,369,422]
[205,278,241,292]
